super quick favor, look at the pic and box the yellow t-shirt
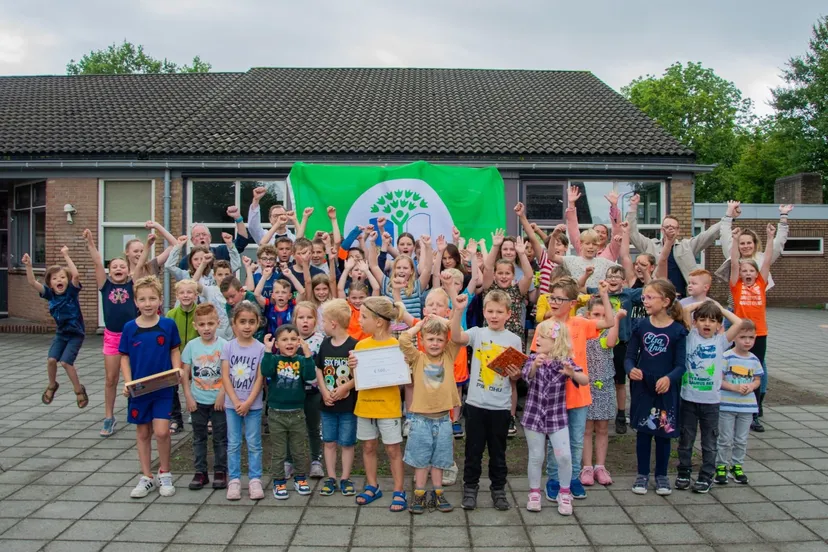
[535,293,590,323]
[353,336,403,419]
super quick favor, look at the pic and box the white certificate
[353,345,411,391]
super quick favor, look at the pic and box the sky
[1,0,825,116]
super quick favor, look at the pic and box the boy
[181,303,228,491]
[253,244,280,300]
[281,237,325,292]
[166,279,200,434]
[120,276,182,498]
[261,324,317,499]
[537,277,614,501]
[449,290,522,511]
[716,319,763,485]
[680,269,713,307]
[254,267,306,336]
[677,300,743,492]
[198,260,234,339]
[400,316,461,513]
[316,299,359,496]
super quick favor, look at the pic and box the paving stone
[755,485,816,501]
[781,542,828,552]
[467,506,523,526]
[6,484,71,501]
[751,520,820,542]
[245,507,303,524]
[518,505,579,525]
[574,505,632,524]
[173,522,236,545]
[800,519,828,540]
[715,486,768,503]
[353,525,409,547]
[43,541,106,552]
[776,500,828,520]
[83,502,147,521]
[802,484,828,499]
[411,506,468,526]
[411,525,470,547]
[0,484,24,500]
[35,471,91,486]
[1,518,74,540]
[136,503,198,522]
[0,540,49,552]
[639,523,705,544]
[580,523,646,546]
[0,500,47,518]
[101,544,165,552]
[624,504,685,524]
[0,471,47,485]
[164,546,226,552]
[526,524,589,546]
[610,489,670,506]
[676,503,738,523]
[296,506,356,525]
[694,522,762,543]
[191,504,252,524]
[725,501,792,521]
[0,517,21,535]
[56,519,129,541]
[469,526,530,547]
[112,520,183,543]
[231,524,292,546]
[58,485,120,501]
[30,501,98,519]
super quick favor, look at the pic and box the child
[449,290,522,511]
[399,316,461,513]
[581,297,625,487]
[221,301,266,500]
[348,297,407,512]
[547,229,619,289]
[310,273,335,331]
[197,259,234,339]
[166,279,201,434]
[730,225,774,432]
[676,300,743,493]
[369,232,432,324]
[23,248,88,410]
[252,244,279,300]
[625,279,688,496]
[716,319,763,484]
[254,267,305,336]
[679,269,713,307]
[83,229,137,435]
[261,324,317,499]
[316,300,359,496]
[181,303,228,491]
[523,320,588,514]
[120,276,181,498]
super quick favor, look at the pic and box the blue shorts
[321,411,357,447]
[47,333,84,365]
[403,413,454,469]
[128,395,173,425]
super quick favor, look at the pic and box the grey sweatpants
[716,410,752,466]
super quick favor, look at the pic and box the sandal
[169,421,181,435]
[355,484,382,505]
[320,478,336,496]
[75,386,88,409]
[340,478,355,496]
[389,490,407,512]
[42,383,59,405]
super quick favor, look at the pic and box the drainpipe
[163,169,171,312]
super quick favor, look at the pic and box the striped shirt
[538,250,558,294]
[382,275,422,319]
[720,350,764,413]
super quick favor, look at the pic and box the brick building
[0,68,708,329]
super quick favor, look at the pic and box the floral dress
[486,283,527,350]
[586,331,616,421]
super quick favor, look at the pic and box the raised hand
[779,204,794,216]
[147,233,157,246]
[226,205,240,220]
[491,228,505,247]
[367,230,378,243]
[344,257,356,271]
[419,234,431,248]
[82,228,93,243]
[144,220,157,229]
[767,223,776,238]
[241,256,253,267]
[356,260,370,274]
[584,265,595,278]
[376,216,387,229]
[466,238,478,253]
[327,206,337,219]
[620,221,630,234]
[514,202,526,217]
[60,245,69,255]
[286,210,298,224]
[598,279,610,294]
[452,226,461,243]
[303,207,314,219]
[452,293,469,310]
[322,232,332,247]
[553,224,567,235]
[732,227,742,239]
[604,190,619,205]
[381,232,392,247]
[262,265,274,278]
[253,186,267,201]
[616,309,628,320]
[221,232,233,245]
[21,253,31,266]
[567,185,582,205]
[263,333,275,351]
[514,236,527,255]
[436,234,447,252]
[629,193,640,208]
[726,200,741,218]
[177,235,189,246]
[439,271,454,287]
[202,252,214,265]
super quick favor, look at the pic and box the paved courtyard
[0,308,827,551]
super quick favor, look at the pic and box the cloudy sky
[1,0,824,115]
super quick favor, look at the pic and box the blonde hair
[194,303,218,320]
[361,296,402,328]
[295,300,318,321]
[387,254,416,296]
[174,279,199,294]
[421,316,449,337]
[425,288,450,308]
[442,268,464,286]
[579,229,600,245]
[134,275,163,298]
[644,279,687,329]
[529,319,572,378]
[323,298,351,328]
[483,289,512,309]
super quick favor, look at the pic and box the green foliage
[66,41,211,75]
[370,190,428,233]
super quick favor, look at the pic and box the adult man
[178,206,250,269]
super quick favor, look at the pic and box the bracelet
[234,217,244,223]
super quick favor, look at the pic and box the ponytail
[669,299,687,329]
[644,278,688,329]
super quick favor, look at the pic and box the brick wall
[669,178,694,232]
[702,218,828,306]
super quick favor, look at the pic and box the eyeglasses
[548,296,571,305]
[259,256,276,262]
[642,294,664,301]
[606,275,624,281]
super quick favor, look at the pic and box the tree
[730,118,799,203]
[622,62,755,202]
[66,41,211,75]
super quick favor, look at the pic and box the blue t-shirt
[720,350,764,413]
[41,282,84,335]
[253,271,280,301]
[181,337,227,405]
[100,279,138,333]
[667,250,687,297]
[119,317,182,400]
[265,298,296,335]
[586,286,643,342]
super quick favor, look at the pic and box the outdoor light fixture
[64,203,77,224]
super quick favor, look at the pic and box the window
[12,181,46,267]
[522,181,565,223]
[99,180,154,265]
[567,180,665,233]
[782,237,824,256]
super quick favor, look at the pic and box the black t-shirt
[279,265,325,294]
[100,279,138,332]
[629,279,647,320]
[316,336,359,413]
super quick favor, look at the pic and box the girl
[348,297,407,512]
[369,232,432,327]
[436,234,472,290]
[386,231,418,269]
[221,301,266,501]
[580,297,625,486]
[548,229,618,289]
[166,233,241,287]
[729,225,775,431]
[624,279,688,496]
[128,220,179,279]
[23,248,88,410]
[83,229,138,436]
[483,233,534,346]
[344,282,371,342]
[339,257,380,298]
[522,319,588,514]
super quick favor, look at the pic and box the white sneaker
[130,475,156,498]
[284,462,294,480]
[442,462,459,486]
[310,460,324,479]
[158,471,176,497]
[403,418,411,438]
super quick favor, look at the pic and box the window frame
[781,237,824,257]
[11,180,47,268]
[570,180,667,234]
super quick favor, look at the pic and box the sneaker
[675,472,692,491]
[594,466,613,486]
[188,472,209,490]
[294,477,311,495]
[655,475,672,496]
[130,475,156,498]
[507,416,518,438]
[615,414,627,434]
[632,474,649,495]
[430,490,453,512]
[409,491,427,514]
[557,490,573,516]
[403,417,411,438]
[452,421,465,439]
[692,477,713,494]
[491,488,510,510]
[284,462,295,480]
[248,478,264,500]
[310,461,324,479]
[750,416,765,432]
[226,478,242,500]
[714,465,729,485]
[527,490,542,512]
[579,466,594,486]
[320,477,337,496]
[545,479,560,502]
[442,462,458,486]
[212,471,227,489]
[462,484,479,510]
[730,464,749,484]
[158,471,176,497]
[100,417,117,437]
[570,479,587,499]
[273,480,288,500]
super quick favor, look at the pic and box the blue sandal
[389,490,407,512]
[355,484,382,505]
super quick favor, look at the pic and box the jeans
[678,400,719,479]
[286,392,322,463]
[637,432,672,476]
[226,408,263,481]
[717,410,753,466]
[463,404,510,490]
[527,427,570,490]
[269,410,309,480]
[191,402,227,473]
[546,406,587,481]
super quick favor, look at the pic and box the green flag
[288,161,506,244]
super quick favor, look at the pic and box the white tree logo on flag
[370,190,429,236]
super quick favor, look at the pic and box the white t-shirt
[680,328,729,404]
[465,326,522,411]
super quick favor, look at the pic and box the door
[0,188,8,316]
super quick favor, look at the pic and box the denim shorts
[321,411,357,447]
[403,413,454,469]
[48,333,84,365]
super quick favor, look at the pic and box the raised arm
[259,224,280,247]
[604,308,626,348]
[718,201,740,257]
[247,188,267,244]
[595,280,616,330]
[515,202,545,258]
[360,260,381,296]
[449,294,470,345]
[253,267,271,307]
[83,228,107,289]
[619,222,636,286]
[327,206,342,248]
[280,262,306,297]
[770,204,793,263]
[433,235,446,289]
[61,246,80,286]
[717,300,744,342]
[296,207,313,239]
[417,235,433,289]
[729,228,742,286]
[761,224,775,283]
[241,256,257,291]
[338,257,354,297]
[222,233,242,272]
[515,237,533,295]
[655,234,675,280]
[399,321,424,366]
[565,185,583,255]
[21,253,45,294]
[366,231,386,284]
[482,229,503,289]
[625,194,655,254]
[464,238,479,295]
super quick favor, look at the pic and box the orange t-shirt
[731,275,768,336]
[530,315,599,410]
[347,303,369,342]
[412,317,469,385]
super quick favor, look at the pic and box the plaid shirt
[521,354,581,435]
